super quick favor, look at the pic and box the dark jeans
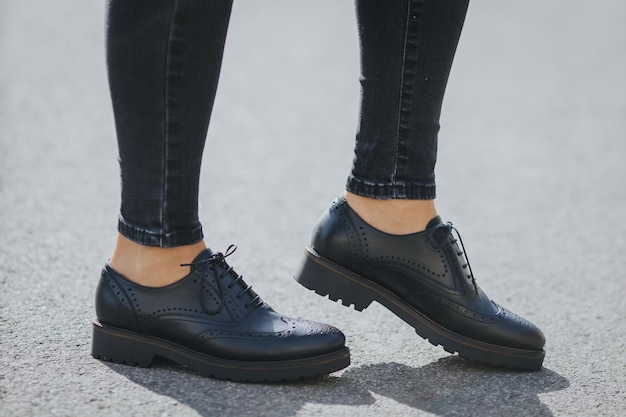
[106,0,469,248]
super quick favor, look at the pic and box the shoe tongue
[426,216,443,229]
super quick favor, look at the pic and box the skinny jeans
[106,0,469,248]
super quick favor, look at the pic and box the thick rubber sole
[295,247,545,371]
[91,320,350,382]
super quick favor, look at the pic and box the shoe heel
[295,248,374,311]
[91,321,155,367]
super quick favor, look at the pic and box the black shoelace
[428,222,478,294]
[182,245,263,310]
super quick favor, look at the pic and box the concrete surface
[1,1,624,416]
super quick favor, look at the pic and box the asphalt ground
[1,1,625,416]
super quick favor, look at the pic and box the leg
[93,0,349,382]
[106,0,230,285]
[295,0,546,370]
[345,0,468,234]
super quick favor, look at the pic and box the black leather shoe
[92,245,350,382]
[295,195,545,370]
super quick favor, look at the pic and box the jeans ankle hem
[117,219,204,248]
[346,176,436,200]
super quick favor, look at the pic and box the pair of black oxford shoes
[92,195,545,382]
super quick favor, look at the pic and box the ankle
[109,234,206,287]
[343,191,437,235]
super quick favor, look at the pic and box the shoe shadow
[102,356,568,417]
[341,357,569,417]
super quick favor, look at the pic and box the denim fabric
[107,0,233,247]
[106,0,468,247]
[347,0,469,200]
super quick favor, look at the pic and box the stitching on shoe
[416,293,503,323]
[197,318,300,339]
[105,275,138,329]
[335,200,362,271]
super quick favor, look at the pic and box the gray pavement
[1,1,625,416]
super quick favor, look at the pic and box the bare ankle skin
[109,234,207,287]
[343,191,438,235]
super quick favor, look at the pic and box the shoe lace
[182,244,263,310]
[428,222,478,294]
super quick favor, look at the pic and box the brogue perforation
[295,194,545,370]
[93,246,350,381]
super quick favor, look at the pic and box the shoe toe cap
[492,305,546,351]
[288,318,347,357]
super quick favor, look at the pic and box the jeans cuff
[346,176,436,200]
[117,218,204,248]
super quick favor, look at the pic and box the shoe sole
[295,247,545,371]
[92,320,350,382]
